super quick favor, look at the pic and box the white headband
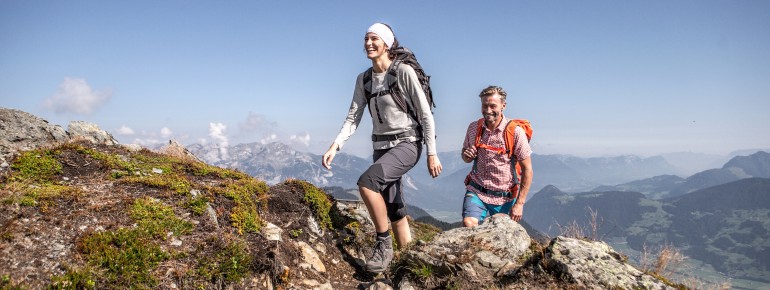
[367,23,394,48]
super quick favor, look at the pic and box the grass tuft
[287,179,332,230]
[131,196,194,238]
[77,227,168,288]
[10,149,62,182]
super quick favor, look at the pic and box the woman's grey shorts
[357,141,422,222]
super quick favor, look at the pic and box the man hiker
[461,85,533,227]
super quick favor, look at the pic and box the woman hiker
[321,22,442,273]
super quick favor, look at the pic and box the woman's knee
[357,164,385,192]
[387,205,407,221]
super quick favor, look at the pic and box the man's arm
[515,157,533,204]
[510,156,533,222]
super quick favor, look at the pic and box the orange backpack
[464,118,533,197]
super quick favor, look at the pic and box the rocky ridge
[0,108,680,289]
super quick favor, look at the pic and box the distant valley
[523,151,770,286]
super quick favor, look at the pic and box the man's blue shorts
[462,190,517,224]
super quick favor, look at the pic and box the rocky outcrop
[0,108,119,168]
[66,121,119,145]
[405,215,531,280]
[0,108,68,167]
[547,236,673,290]
[159,139,203,162]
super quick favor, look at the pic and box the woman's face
[364,32,388,60]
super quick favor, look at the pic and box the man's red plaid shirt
[463,116,532,206]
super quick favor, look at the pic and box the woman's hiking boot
[365,235,393,273]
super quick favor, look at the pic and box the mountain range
[522,152,770,286]
[187,141,768,211]
[594,151,770,199]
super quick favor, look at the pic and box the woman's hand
[427,154,442,178]
[322,143,339,170]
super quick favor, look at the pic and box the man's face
[364,33,388,60]
[481,94,506,125]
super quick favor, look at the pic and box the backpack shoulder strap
[473,118,485,145]
[363,67,374,103]
[385,61,410,114]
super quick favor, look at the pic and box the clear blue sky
[2,1,768,158]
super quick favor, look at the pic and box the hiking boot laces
[366,236,393,273]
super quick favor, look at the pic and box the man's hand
[462,146,477,163]
[427,155,442,178]
[510,203,524,222]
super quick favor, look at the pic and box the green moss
[287,180,332,230]
[185,194,210,215]
[289,228,303,238]
[48,265,96,290]
[218,178,269,204]
[75,146,136,173]
[410,220,442,243]
[62,196,197,288]
[0,273,25,290]
[130,197,193,238]
[77,228,168,288]
[196,238,252,283]
[129,153,176,174]
[4,181,81,209]
[1,232,12,242]
[118,173,192,195]
[343,221,362,243]
[207,178,268,234]
[229,205,262,234]
[186,162,249,180]
[10,149,62,182]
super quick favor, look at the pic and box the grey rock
[261,222,283,241]
[364,281,393,290]
[405,215,530,278]
[159,140,202,162]
[121,143,143,152]
[333,201,375,267]
[548,236,674,290]
[205,203,219,229]
[0,108,68,165]
[296,241,325,273]
[67,121,118,145]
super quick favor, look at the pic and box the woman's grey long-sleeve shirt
[333,63,437,155]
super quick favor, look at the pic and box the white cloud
[160,127,173,138]
[43,77,111,115]
[209,122,229,159]
[289,132,311,147]
[260,133,277,144]
[239,112,275,134]
[132,138,163,146]
[116,126,135,136]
